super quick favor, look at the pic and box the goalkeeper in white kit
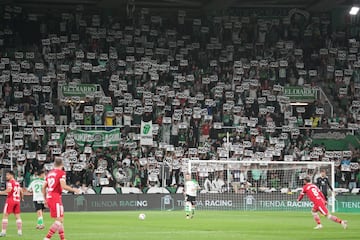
[184,174,200,219]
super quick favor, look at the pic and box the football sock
[185,202,191,216]
[16,219,22,231]
[1,219,8,233]
[58,223,65,240]
[38,217,44,225]
[312,212,321,225]
[328,215,342,224]
[46,221,62,239]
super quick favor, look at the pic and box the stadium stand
[0,3,359,195]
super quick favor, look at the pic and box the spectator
[0,4,359,193]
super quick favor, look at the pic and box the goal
[187,160,335,212]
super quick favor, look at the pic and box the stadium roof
[5,0,351,12]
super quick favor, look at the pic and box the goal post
[188,160,335,212]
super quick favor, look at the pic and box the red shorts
[3,202,21,214]
[47,199,64,218]
[313,203,329,215]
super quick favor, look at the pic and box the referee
[316,169,333,201]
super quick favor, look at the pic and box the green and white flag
[72,129,121,147]
[140,121,153,146]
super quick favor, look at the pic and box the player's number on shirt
[47,178,56,192]
[13,186,20,202]
[34,184,42,193]
[311,187,321,200]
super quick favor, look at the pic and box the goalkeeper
[183,174,200,219]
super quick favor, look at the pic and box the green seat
[93,187,102,194]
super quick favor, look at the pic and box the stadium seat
[280,188,289,194]
[85,188,96,194]
[292,188,303,193]
[93,187,102,194]
[335,188,350,193]
[264,188,277,193]
[176,187,184,194]
[166,187,177,193]
[121,187,142,194]
[100,187,117,194]
[351,188,360,194]
[146,187,170,194]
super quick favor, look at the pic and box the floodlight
[350,6,360,15]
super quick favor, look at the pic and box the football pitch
[1,211,359,240]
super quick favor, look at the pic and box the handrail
[318,87,334,118]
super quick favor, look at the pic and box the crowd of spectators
[0,4,359,193]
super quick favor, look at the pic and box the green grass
[1,211,359,240]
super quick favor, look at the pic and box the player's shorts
[47,199,64,218]
[33,201,46,211]
[3,202,21,214]
[313,203,329,215]
[185,195,196,205]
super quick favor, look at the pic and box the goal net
[188,160,335,212]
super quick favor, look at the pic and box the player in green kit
[27,170,46,229]
[184,174,200,219]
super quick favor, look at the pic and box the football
[138,213,146,220]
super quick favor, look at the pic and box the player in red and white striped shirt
[298,177,347,230]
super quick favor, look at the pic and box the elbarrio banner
[61,84,100,97]
[283,86,317,101]
[140,121,153,146]
[72,129,121,147]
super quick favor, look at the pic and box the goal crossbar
[188,160,335,212]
